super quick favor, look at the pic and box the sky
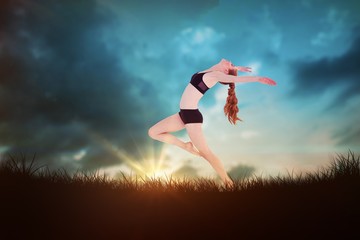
[1,0,359,181]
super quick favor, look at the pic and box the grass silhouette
[0,150,359,239]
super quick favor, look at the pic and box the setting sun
[87,130,174,180]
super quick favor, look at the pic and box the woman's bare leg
[185,123,233,186]
[148,113,200,156]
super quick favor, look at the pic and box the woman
[148,59,276,186]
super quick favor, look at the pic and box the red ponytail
[223,69,242,124]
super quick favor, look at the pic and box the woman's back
[179,70,217,109]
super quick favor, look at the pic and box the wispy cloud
[311,8,348,46]
[174,26,225,61]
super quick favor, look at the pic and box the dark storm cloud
[228,164,256,180]
[0,0,164,171]
[289,27,360,106]
[288,27,360,148]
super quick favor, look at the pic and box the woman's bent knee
[148,127,157,139]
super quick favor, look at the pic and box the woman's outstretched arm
[207,71,277,85]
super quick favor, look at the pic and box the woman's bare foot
[184,141,201,156]
[223,178,234,188]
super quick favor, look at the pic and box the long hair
[222,68,242,124]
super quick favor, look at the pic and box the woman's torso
[179,70,218,109]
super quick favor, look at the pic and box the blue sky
[0,0,359,180]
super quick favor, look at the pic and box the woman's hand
[258,77,277,86]
[235,66,252,72]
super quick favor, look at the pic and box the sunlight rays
[86,130,172,180]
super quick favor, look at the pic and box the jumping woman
[148,59,276,186]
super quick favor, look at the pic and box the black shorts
[178,109,203,124]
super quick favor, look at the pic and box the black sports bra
[190,72,210,94]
